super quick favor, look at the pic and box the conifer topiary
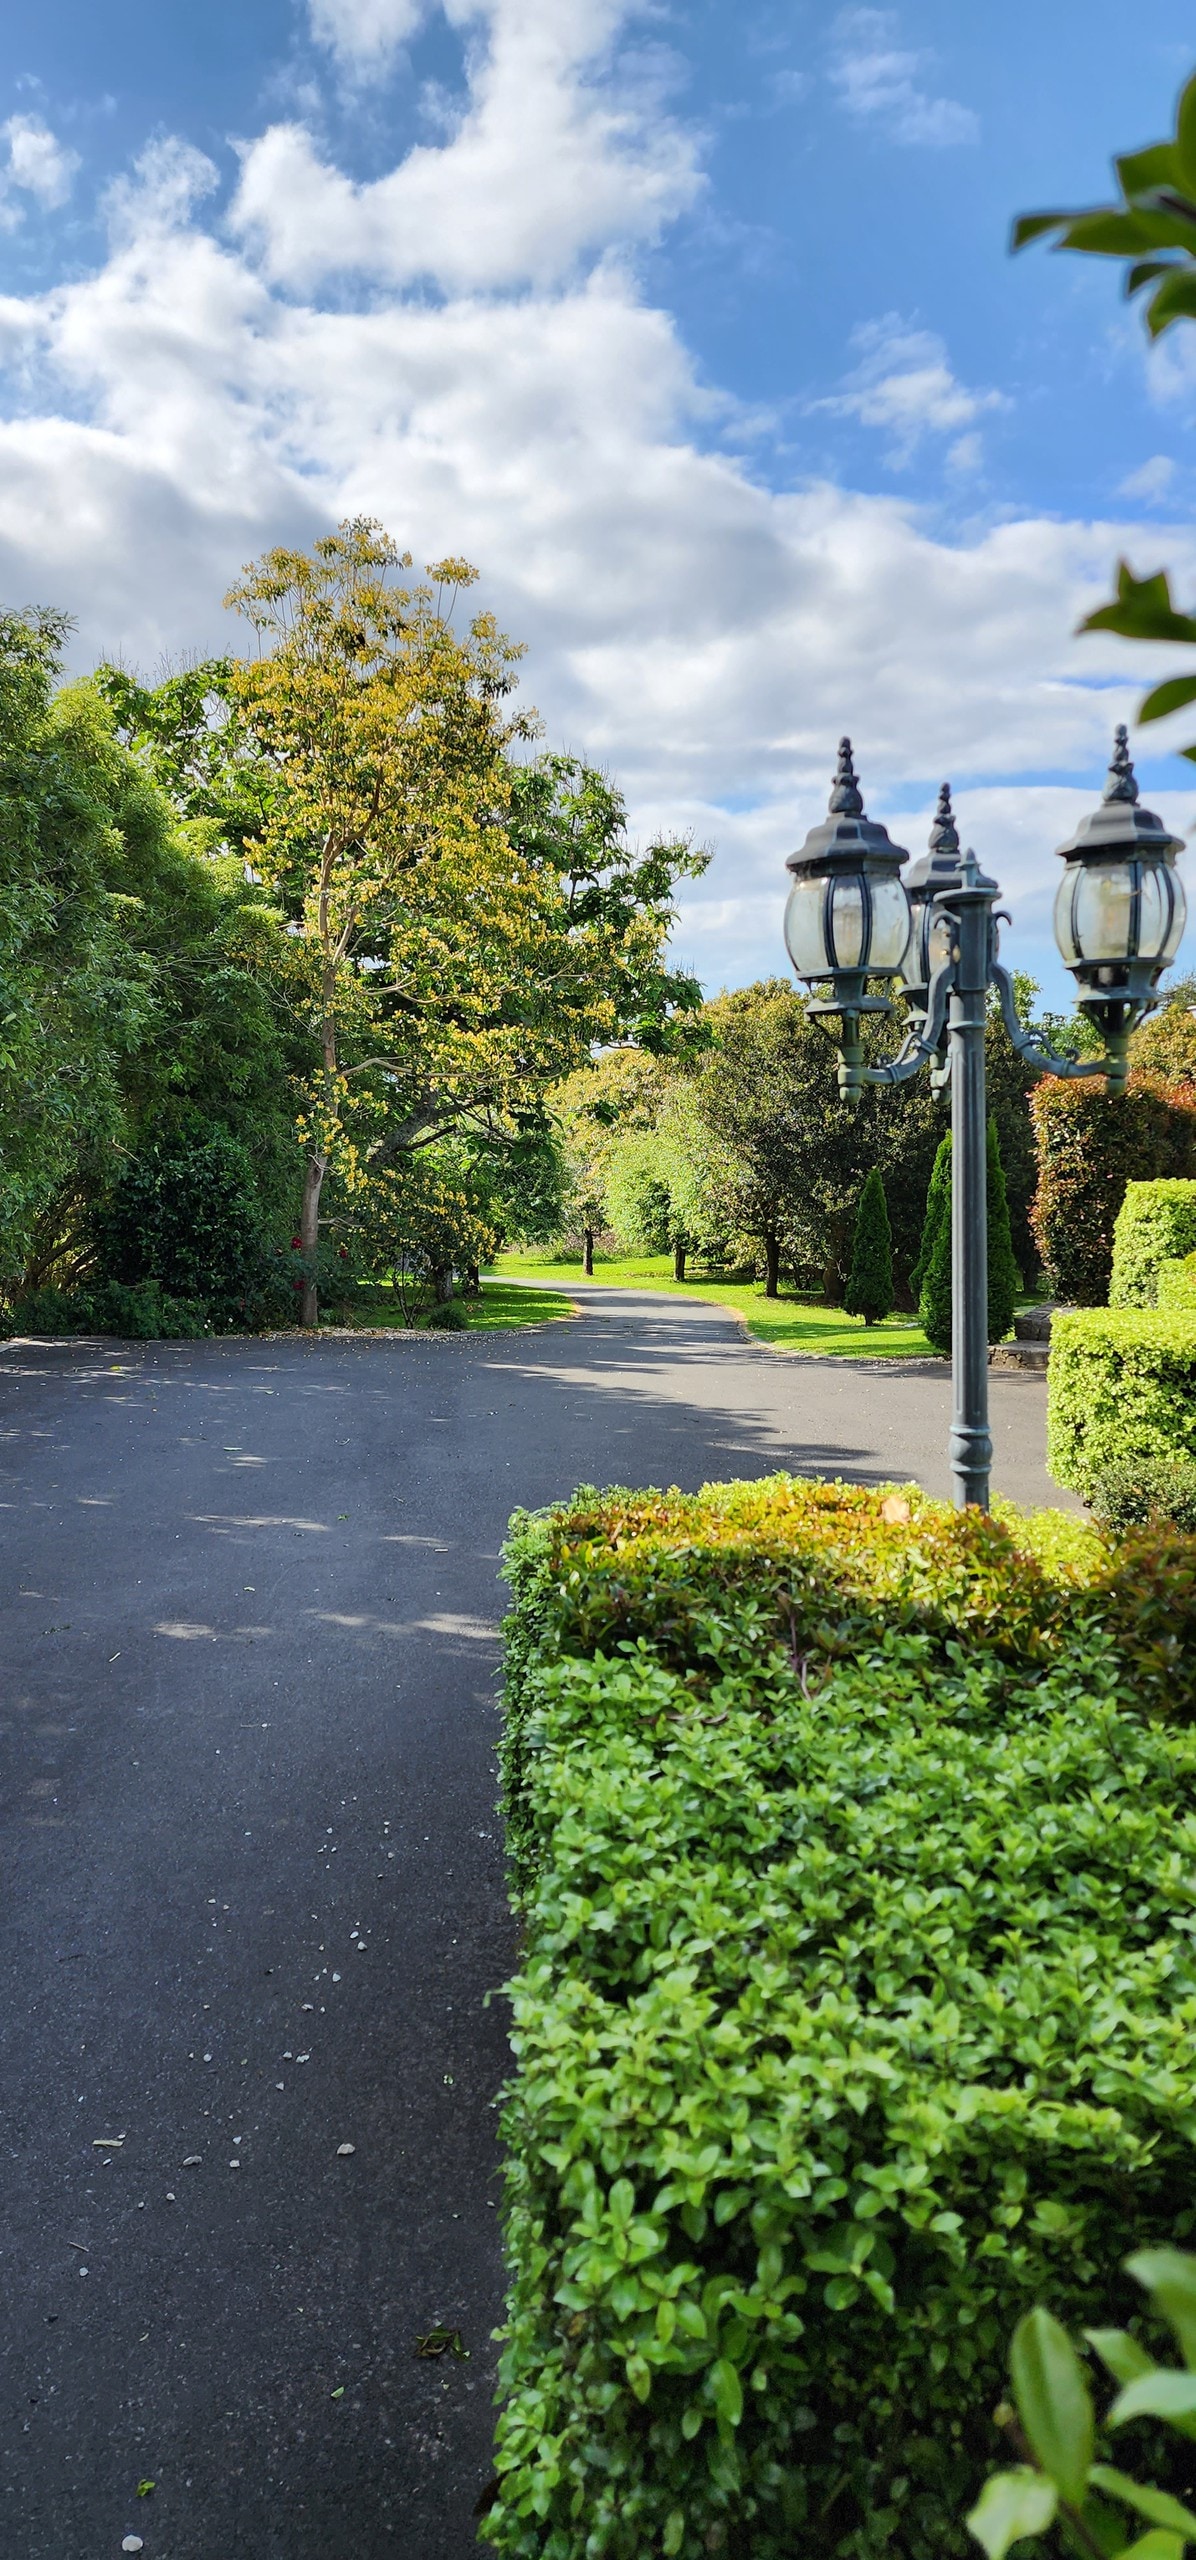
[844,1166,894,1323]
[917,1122,1021,1356]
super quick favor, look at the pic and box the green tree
[225,522,708,1321]
[918,1123,1020,1356]
[844,1167,895,1323]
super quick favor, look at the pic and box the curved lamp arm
[990,958,1111,1083]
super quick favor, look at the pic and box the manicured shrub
[910,1133,949,1309]
[1087,1449,1196,1533]
[917,1123,1019,1356]
[1159,1249,1196,1310]
[1047,1307,1196,1498]
[844,1167,894,1323]
[1030,1074,1196,1305]
[424,1295,468,1329]
[488,1480,1196,2560]
[1109,1178,1196,1307]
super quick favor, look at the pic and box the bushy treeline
[0,531,706,1335]
[548,975,1196,1323]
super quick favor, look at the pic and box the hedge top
[1110,1176,1196,1306]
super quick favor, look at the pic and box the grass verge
[494,1249,940,1359]
[324,1277,577,1332]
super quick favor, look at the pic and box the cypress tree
[913,1134,952,1342]
[844,1166,894,1323]
[917,1121,1022,1357]
[986,1114,1021,1345]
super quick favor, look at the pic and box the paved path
[0,1292,1070,2560]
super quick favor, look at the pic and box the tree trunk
[583,1227,594,1277]
[430,1264,451,1304]
[764,1231,780,1299]
[300,1154,325,1329]
[465,1264,480,1296]
[673,1241,686,1282]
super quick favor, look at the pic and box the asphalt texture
[0,1288,1073,2560]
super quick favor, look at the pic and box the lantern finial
[829,736,864,818]
[1104,724,1139,807]
[928,782,959,858]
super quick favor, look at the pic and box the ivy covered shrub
[487,1479,1196,2560]
[1110,1179,1196,1306]
[1160,1249,1196,1310]
[1047,1307,1196,1499]
[1030,1074,1196,1305]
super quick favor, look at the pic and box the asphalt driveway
[0,1291,1070,2560]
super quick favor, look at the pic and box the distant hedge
[1047,1305,1196,1500]
[1110,1178,1196,1307]
[487,1479,1196,2560]
[1030,1074,1196,1304]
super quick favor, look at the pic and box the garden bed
[486,1478,1196,2559]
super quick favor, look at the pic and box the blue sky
[0,0,1194,1006]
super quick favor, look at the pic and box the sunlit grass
[328,1277,576,1332]
[493,1249,941,1359]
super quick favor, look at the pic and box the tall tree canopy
[223,519,706,1320]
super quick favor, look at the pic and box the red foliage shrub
[1030,1071,1196,1303]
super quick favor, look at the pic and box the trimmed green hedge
[1047,1306,1196,1498]
[1109,1178,1196,1307]
[1159,1249,1196,1311]
[487,1480,1196,2560]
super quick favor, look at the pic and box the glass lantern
[1053,727,1186,1018]
[784,739,911,1010]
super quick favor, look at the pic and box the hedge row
[1029,1073,1196,1304]
[1047,1306,1196,1499]
[486,1479,1196,2560]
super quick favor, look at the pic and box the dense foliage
[1109,1178,1196,1307]
[488,1478,1196,2560]
[1047,1307,1196,1498]
[1030,1076,1196,1304]
[915,1123,1020,1355]
[1160,1249,1196,1310]
[843,1167,894,1323]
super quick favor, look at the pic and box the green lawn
[493,1249,942,1359]
[325,1277,576,1332]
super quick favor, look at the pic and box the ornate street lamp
[783,727,1187,1510]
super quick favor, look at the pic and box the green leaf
[1010,2308,1094,2505]
[1145,270,1196,337]
[1126,259,1182,298]
[966,2468,1058,2558]
[1176,74,1196,192]
[1085,2330,1158,2390]
[1119,142,1182,197]
[1090,2466,1196,2537]
[1058,210,1166,256]
[711,2358,743,2427]
[1139,675,1196,724]
[1128,2248,1196,2363]
[1011,211,1072,252]
[663,2513,685,2557]
[1111,2372,1196,2428]
[1079,562,1196,645]
[1116,2536,1186,2560]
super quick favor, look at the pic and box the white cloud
[0,114,79,228]
[308,0,428,72]
[1119,453,1177,502]
[829,9,978,147]
[232,0,701,291]
[815,318,1005,467]
[0,0,1188,1008]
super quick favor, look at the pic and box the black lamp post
[783,730,1187,1511]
